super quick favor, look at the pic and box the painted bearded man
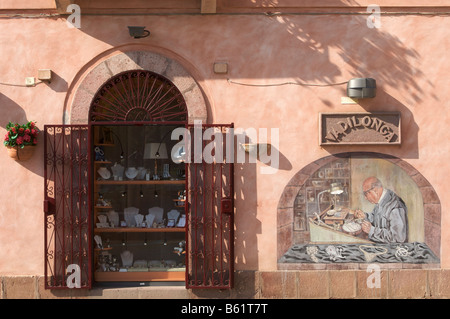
[355,177,408,243]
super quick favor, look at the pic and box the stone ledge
[260,269,445,299]
[2,276,38,299]
[2,269,450,299]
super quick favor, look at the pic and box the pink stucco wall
[0,0,55,10]
[0,4,449,276]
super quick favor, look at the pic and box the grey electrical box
[347,78,376,98]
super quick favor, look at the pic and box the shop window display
[93,125,186,282]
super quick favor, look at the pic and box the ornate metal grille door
[42,71,234,289]
[186,123,234,289]
[44,125,91,289]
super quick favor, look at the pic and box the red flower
[4,121,39,148]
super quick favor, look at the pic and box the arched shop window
[277,152,440,268]
[44,70,234,289]
[89,70,187,123]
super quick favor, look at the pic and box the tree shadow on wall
[71,0,427,99]
[218,1,429,106]
[232,133,261,274]
[0,93,28,127]
[230,2,426,159]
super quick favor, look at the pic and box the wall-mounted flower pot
[6,145,35,161]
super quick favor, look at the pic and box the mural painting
[278,155,440,265]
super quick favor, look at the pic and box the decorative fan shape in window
[90,70,187,123]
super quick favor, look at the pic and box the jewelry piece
[111,162,124,181]
[94,235,103,249]
[134,214,144,227]
[306,246,319,263]
[326,245,345,261]
[120,250,133,268]
[97,167,111,180]
[124,206,139,227]
[125,167,138,180]
[107,210,119,227]
[395,245,411,259]
[359,245,387,262]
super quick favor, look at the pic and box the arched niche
[67,50,208,124]
[277,152,441,269]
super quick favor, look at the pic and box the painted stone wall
[277,153,440,269]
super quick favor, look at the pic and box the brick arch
[277,152,441,261]
[67,50,207,124]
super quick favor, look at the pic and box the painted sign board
[319,112,401,145]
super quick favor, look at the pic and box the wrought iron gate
[186,123,235,289]
[43,125,91,289]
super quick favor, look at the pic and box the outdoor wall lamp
[347,78,376,98]
[241,143,271,154]
[128,26,150,38]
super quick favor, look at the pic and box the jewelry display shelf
[94,227,186,233]
[92,125,187,283]
[94,269,185,282]
[96,180,185,185]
